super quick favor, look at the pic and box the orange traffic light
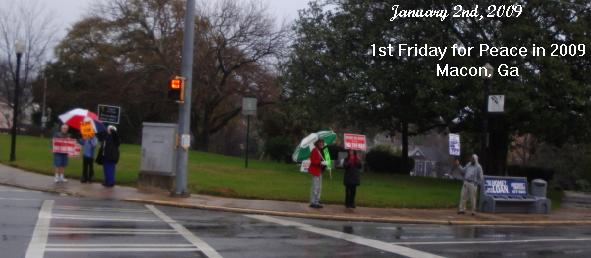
[170,78,182,89]
[168,76,185,102]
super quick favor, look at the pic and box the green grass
[0,134,561,209]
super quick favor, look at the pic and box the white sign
[488,95,505,113]
[98,104,121,124]
[449,133,461,156]
[300,159,311,173]
[242,97,257,116]
[181,134,191,150]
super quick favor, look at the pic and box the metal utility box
[139,123,177,191]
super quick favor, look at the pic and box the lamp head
[14,40,24,55]
[482,63,494,79]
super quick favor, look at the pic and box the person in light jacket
[343,150,362,208]
[308,139,327,208]
[100,125,120,187]
[454,154,484,215]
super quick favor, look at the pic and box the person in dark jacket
[100,125,120,187]
[343,150,361,208]
[78,136,97,183]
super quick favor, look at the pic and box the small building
[409,146,452,178]
[0,96,13,130]
[0,95,35,131]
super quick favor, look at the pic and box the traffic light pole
[175,0,195,196]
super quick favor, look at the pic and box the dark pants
[345,184,357,208]
[82,157,94,183]
[103,161,116,187]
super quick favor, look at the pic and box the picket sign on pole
[449,133,461,156]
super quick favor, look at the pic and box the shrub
[264,137,292,163]
[365,145,414,174]
[506,165,554,182]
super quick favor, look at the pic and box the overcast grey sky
[0,0,311,54]
[48,0,308,36]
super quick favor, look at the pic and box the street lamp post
[10,41,25,162]
[481,63,494,173]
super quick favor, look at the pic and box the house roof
[409,146,448,161]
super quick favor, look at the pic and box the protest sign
[344,133,367,151]
[449,133,460,156]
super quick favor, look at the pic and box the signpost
[343,133,367,151]
[449,133,461,156]
[97,104,121,124]
[242,97,257,168]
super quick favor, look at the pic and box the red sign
[344,133,367,151]
[52,138,80,157]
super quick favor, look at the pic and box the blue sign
[483,176,527,196]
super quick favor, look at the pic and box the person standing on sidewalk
[52,124,70,183]
[101,125,120,187]
[455,154,484,215]
[78,136,97,183]
[343,150,362,208]
[309,139,327,208]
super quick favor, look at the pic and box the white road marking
[146,204,223,258]
[45,247,200,252]
[379,225,546,230]
[50,227,175,232]
[54,205,151,213]
[25,200,54,258]
[51,213,160,222]
[394,238,591,245]
[47,244,194,247]
[246,215,443,258]
[49,230,179,235]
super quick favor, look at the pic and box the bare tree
[192,0,290,150]
[0,0,58,123]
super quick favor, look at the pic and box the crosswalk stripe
[45,247,200,252]
[25,200,54,258]
[246,215,443,258]
[54,206,151,213]
[146,205,223,258]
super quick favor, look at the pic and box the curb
[124,198,591,226]
[3,181,591,226]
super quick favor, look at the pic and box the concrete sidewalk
[1,164,590,225]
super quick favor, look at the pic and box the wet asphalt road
[2,184,591,258]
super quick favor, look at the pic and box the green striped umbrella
[292,130,337,162]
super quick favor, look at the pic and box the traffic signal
[168,76,185,102]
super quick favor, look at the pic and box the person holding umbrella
[98,125,120,187]
[309,139,327,208]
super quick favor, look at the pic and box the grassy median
[0,134,561,209]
